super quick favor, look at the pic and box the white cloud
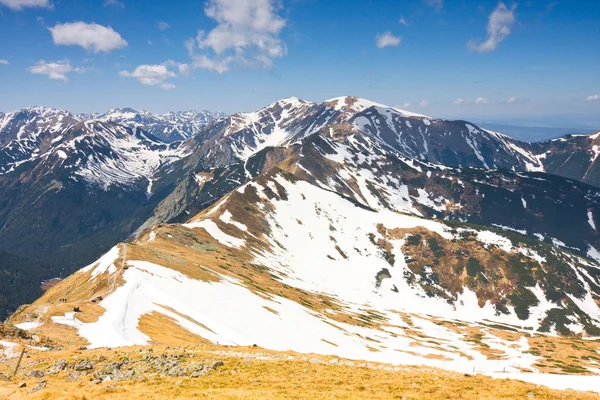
[0,0,51,10]
[157,21,170,30]
[587,95,600,101]
[186,0,286,74]
[28,60,85,81]
[423,0,443,11]
[0,59,8,65]
[453,98,464,105]
[507,96,517,103]
[376,31,401,48]
[419,99,429,107]
[469,2,516,53]
[119,62,178,89]
[49,22,127,53]
[403,102,411,108]
[178,63,192,76]
[103,0,124,8]
[399,16,409,26]
[474,97,489,104]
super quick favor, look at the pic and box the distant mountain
[83,108,227,142]
[531,132,600,188]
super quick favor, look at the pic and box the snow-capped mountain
[0,106,80,174]
[13,116,600,390]
[0,111,189,190]
[89,108,226,142]
[1,96,600,326]
[175,96,549,175]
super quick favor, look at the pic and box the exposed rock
[67,372,81,381]
[27,381,46,394]
[54,359,68,371]
[0,323,31,340]
[28,370,45,378]
[74,360,96,371]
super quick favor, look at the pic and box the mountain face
[531,132,600,188]
[5,96,600,388]
[2,96,600,334]
[0,106,80,174]
[0,109,195,318]
[11,116,600,386]
[88,108,226,142]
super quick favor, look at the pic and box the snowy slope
[42,162,600,391]
[0,106,81,174]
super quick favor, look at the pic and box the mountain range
[2,97,600,383]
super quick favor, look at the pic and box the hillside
[3,97,600,396]
[7,113,600,394]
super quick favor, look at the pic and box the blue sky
[0,0,599,127]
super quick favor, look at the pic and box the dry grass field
[1,343,598,400]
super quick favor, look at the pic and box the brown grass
[1,344,597,400]
[138,312,212,346]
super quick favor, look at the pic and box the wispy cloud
[0,0,51,10]
[28,59,86,81]
[49,22,127,53]
[453,98,464,105]
[419,99,429,107]
[157,21,169,31]
[103,0,124,8]
[376,31,401,48]
[468,2,516,53]
[587,95,600,101]
[399,16,409,26]
[186,0,287,74]
[474,97,489,104]
[0,59,8,65]
[507,96,517,103]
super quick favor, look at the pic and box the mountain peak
[324,96,429,118]
[263,97,312,111]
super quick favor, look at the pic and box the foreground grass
[0,345,597,399]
